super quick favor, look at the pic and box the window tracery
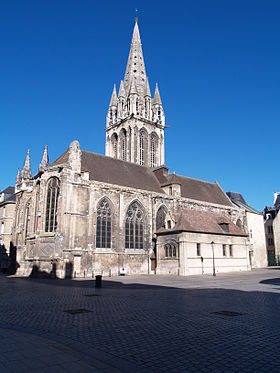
[96,199,111,249]
[125,202,144,249]
[45,177,60,233]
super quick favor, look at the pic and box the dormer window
[220,223,229,233]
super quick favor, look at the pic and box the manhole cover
[64,309,92,315]
[84,294,101,297]
[212,311,246,317]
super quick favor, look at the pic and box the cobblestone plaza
[0,269,280,372]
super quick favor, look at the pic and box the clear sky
[0,0,279,211]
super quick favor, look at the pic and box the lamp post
[211,241,216,277]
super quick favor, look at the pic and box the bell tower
[105,19,165,168]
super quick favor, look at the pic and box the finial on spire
[135,8,138,23]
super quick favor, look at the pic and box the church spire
[123,19,147,97]
[21,149,32,179]
[39,144,49,172]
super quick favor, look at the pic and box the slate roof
[159,172,232,206]
[157,209,247,237]
[53,150,164,194]
[226,192,260,214]
[0,186,15,195]
[52,150,233,206]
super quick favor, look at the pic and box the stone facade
[11,19,252,278]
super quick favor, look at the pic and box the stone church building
[13,20,252,278]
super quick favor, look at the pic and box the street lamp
[211,241,216,277]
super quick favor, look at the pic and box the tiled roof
[157,208,247,237]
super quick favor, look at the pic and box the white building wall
[246,212,267,268]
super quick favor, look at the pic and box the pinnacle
[118,80,126,97]
[144,77,151,97]
[109,84,118,107]
[152,83,162,106]
[39,144,49,172]
[21,148,32,179]
[129,77,138,95]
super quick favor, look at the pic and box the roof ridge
[172,173,216,185]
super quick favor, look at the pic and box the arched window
[125,202,144,249]
[25,202,31,244]
[136,99,139,113]
[111,133,118,158]
[120,129,127,161]
[139,133,144,165]
[150,137,156,168]
[33,183,40,233]
[156,206,167,230]
[164,243,177,258]
[96,199,111,249]
[45,177,60,232]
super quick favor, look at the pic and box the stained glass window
[125,202,144,249]
[45,178,60,232]
[96,199,111,249]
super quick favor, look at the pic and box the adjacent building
[0,186,16,271]
[227,192,267,268]
[263,192,280,265]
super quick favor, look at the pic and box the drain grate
[84,294,101,297]
[212,310,246,317]
[64,309,92,315]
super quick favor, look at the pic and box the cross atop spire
[123,19,147,97]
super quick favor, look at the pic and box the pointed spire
[21,149,32,179]
[118,80,126,98]
[129,78,138,95]
[152,83,162,106]
[39,144,49,172]
[109,84,117,107]
[16,168,21,185]
[123,19,147,97]
[144,77,151,97]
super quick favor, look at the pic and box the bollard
[95,275,102,288]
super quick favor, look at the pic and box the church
[13,19,252,278]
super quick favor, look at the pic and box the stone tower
[105,19,165,167]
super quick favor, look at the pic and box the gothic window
[45,177,60,233]
[164,243,177,258]
[111,134,118,158]
[139,133,144,165]
[96,199,111,249]
[127,99,130,113]
[156,206,167,230]
[125,202,145,249]
[136,99,139,113]
[158,110,161,121]
[25,202,31,244]
[150,137,156,168]
[120,130,127,161]
[114,111,117,121]
[110,110,113,121]
[33,183,40,233]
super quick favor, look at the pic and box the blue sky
[0,0,279,210]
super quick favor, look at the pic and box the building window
[45,177,60,233]
[34,183,40,233]
[222,244,227,257]
[125,202,144,249]
[156,206,167,230]
[158,110,161,121]
[96,199,111,249]
[150,137,155,168]
[164,243,177,258]
[139,133,144,165]
[110,110,113,121]
[197,243,201,256]
[229,245,233,257]
[268,226,273,234]
[169,186,172,195]
[220,223,229,233]
[25,204,31,244]
[268,238,274,246]
[136,99,139,113]
[167,220,171,229]
[112,133,118,158]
